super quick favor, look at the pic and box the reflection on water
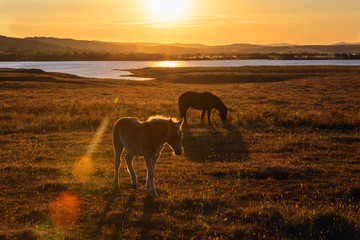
[1,59,360,80]
[157,61,181,67]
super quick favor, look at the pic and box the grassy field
[1,66,360,239]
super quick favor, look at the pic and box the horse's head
[219,106,228,124]
[167,119,184,155]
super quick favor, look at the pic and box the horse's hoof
[147,190,158,198]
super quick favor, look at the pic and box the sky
[0,0,359,45]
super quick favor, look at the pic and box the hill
[1,35,360,60]
[23,37,360,54]
[0,36,68,53]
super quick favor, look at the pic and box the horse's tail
[113,120,123,187]
[113,119,122,147]
[179,94,190,118]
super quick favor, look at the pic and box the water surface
[1,60,359,80]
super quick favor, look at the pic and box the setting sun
[146,0,189,20]
[1,0,359,44]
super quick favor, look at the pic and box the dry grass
[1,66,360,239]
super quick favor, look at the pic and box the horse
[178,91,228,126]
[112,116,183,197]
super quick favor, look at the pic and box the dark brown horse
[178,91,228,125]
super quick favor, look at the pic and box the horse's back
[113,117,148,155]
[179,91,218,110]
[114,117,141,130]
[113,117,143,140]
[179,91,195,103]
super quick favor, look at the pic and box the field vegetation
[1,66,360,239]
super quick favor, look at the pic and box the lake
[1,60,360,80]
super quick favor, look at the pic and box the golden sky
[1,0,359,45]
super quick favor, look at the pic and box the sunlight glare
[147,0,189,20]
[158,61,180,67]
[72,155,95,183]
[72,117,109,183]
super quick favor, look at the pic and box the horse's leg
[207,108,213,125]
[144,154,157,197]
[125,152,137,189]
[152,151,161,170]
[184,110,188,125]
[113,142,123,188]
[182,108,188,125]
[201,109,206,125]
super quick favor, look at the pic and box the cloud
[98,14,256,29]
[6,14,257,36]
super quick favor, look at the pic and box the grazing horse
[178,91,228,125]
[113,116,183,197]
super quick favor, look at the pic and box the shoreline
[1,59,360,80]
[1,65,360,83]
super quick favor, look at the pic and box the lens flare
[86,117,109,157]
[49,191,80,228]
[72,155,95,183]
[72,117,109,183]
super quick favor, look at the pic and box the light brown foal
[113,116,183,197]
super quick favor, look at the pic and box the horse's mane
[146,115,179,123]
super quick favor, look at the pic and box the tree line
[1,49,360,61]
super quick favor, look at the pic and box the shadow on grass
[138,195,155,239]
[233,209,360,240]
[92,188,119,239]
[93,189,157,240]
[182,123,248,162]
[286,212,360,240]
[93,189,135,240]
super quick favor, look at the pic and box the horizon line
[2,35,360,47]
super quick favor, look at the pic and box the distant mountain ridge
[1,35,360,60]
